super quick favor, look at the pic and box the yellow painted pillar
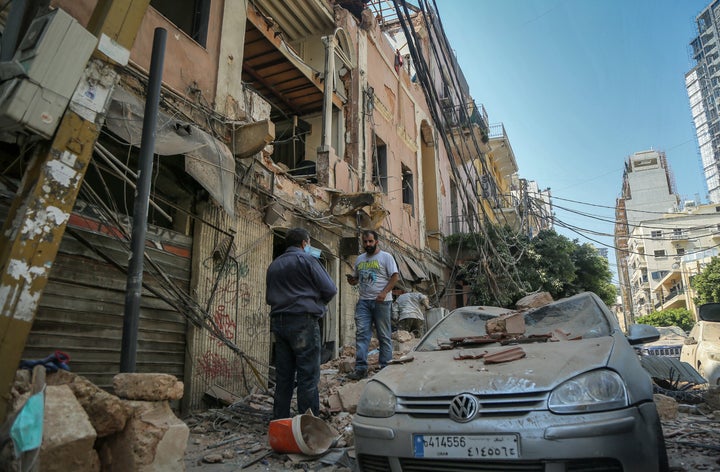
[0,0,151,422]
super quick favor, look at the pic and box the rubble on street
[2,337,719,471]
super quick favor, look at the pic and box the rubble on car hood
[372,337,614,397]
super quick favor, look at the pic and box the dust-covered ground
[183,361,720,472]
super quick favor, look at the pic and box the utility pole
[0,0,150,422]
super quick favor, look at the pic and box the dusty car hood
[376,337,614,396]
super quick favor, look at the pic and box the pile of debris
[1,370,189,471]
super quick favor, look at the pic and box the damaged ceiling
[243,3,342,119]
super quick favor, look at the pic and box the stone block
[48,370,130,437]
[336,379,368,414]
[653,393,678,420]
[486,312,526,335]
[113,373,184,401]
[391,330,413,343]
[99,400,189,472]
[515,292,553,309]
[41,385,99,472]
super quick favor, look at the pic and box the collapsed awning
[395,252,428,283]
[105,87,235,216]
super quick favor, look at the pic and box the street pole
[120,28,166,373]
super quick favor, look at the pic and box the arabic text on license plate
[413,434,519,459]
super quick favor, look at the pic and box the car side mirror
[683,337,697,345]
[626,324,660,345]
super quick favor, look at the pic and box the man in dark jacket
[266,227,337,419]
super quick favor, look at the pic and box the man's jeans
[271,314,321,419]
[354,299,392,372]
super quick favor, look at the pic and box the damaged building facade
[0,0,530,412]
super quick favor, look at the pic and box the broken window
[151,0,210,47]
[676,247,686,256]
[402,164,414,216]
[274,117,313,181]
[372,135,388,193]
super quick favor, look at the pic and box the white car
[680,303,720,385]
[352,292,668,471]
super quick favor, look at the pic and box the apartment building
[614,150,679,325]
[0,0,527,411]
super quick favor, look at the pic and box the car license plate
[413,434,520,459]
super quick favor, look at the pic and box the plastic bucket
[269,413,337,455]
[268,418,300,454]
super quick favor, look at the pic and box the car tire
[656,420,670,472]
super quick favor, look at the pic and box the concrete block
[99,400,189,472]
[48,370,130,437]
[41,385,99,472]
[653,393,678,421]
[486,312,526,335]
[336,380,368,414]
[113,373,184,401]
[516,292,553,309]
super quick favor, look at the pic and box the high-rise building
[687,1,720,203]
[614,150,679,326]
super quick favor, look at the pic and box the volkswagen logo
[449,393,479,422]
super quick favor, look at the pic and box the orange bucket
[268,413,338,455]
[268,418,302,454]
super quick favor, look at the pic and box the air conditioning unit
[0,8,97,140]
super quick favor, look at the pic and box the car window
[523,295,611,338]
[417,295,611,352]
[417,309,498,351]
[656,326,686,338]
[701,323,720,342]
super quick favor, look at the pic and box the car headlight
[356,381,396,418]
[548,370,628,414]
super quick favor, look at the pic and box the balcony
[487,123,519,179]
[670,230,689,241]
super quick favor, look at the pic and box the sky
[434,0,711,283]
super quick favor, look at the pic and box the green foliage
[692,257,720,305]
[635,308,694,332]
[455,227,616,308]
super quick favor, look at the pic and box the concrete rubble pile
[2,370,188,472]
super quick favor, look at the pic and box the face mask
[305,243,321,258]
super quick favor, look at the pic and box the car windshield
[702,323,720,342]
[656,326,686,338]
[417,293,612,352]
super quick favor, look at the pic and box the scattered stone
[41,385,99,472]
[515,292,553,309]
[98,400,189,471]
[113,373,184,401]
[391,330,413,343]
[48,370,131,437]
[654,393,678,420]
[202,453,223,463]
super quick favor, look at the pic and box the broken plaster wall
[185,202,273,410]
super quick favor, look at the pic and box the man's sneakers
[346,369,368,380]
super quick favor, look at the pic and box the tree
[454,227,616,307]
[570,242,616,305]
[692,256,720,305]
[636,308,694,332]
